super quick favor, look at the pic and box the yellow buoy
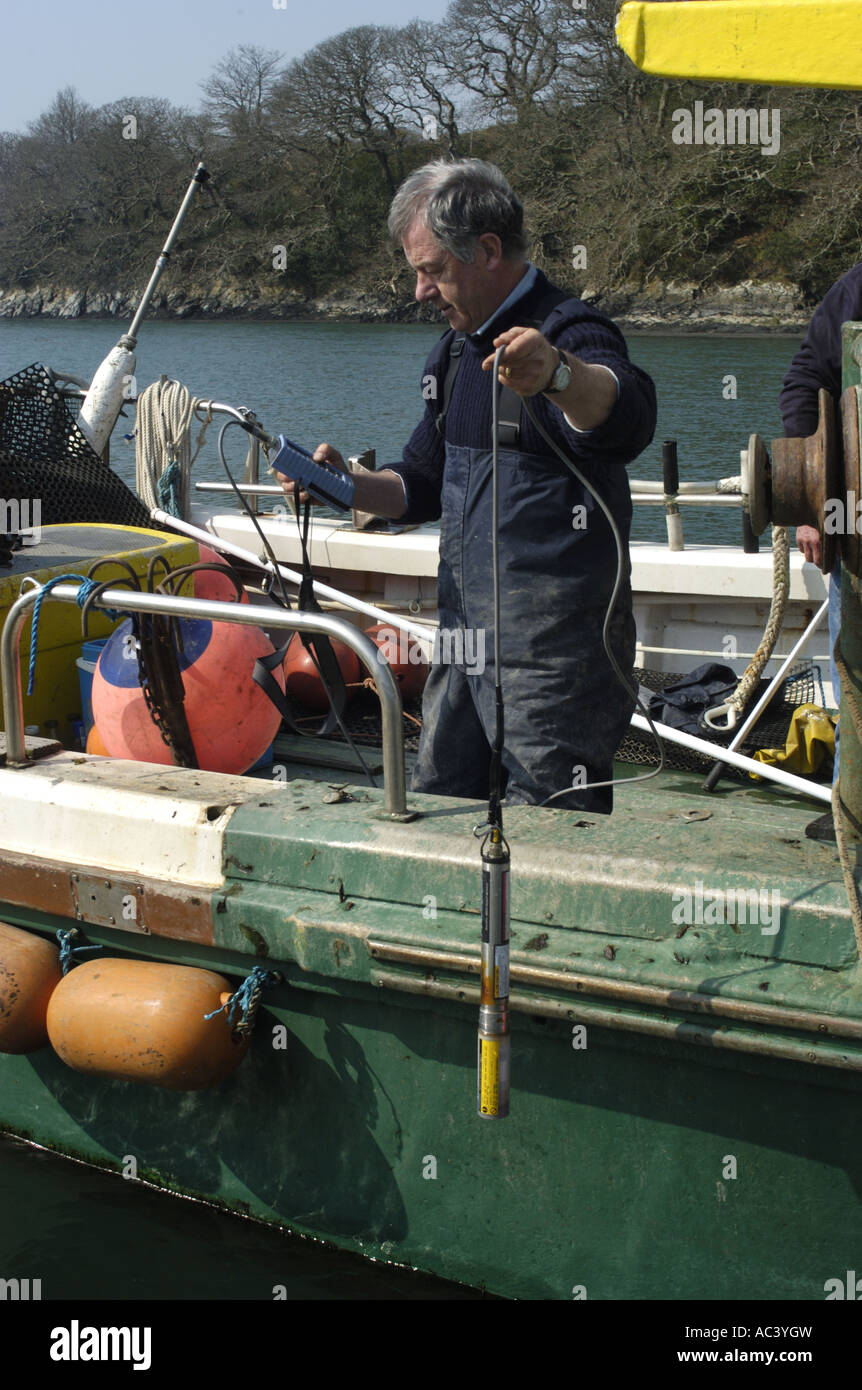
[46,959,250,1089]
[0,923,63,1053]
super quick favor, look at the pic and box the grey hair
[387,159,528,263]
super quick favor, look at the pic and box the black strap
[434,287,572,448]
[252,499,350,738]
[434,334,465,438]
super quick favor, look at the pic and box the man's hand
[481,327,557,398]
[481,326,617,431]
[796,524,822,566]
[276,442,346,508]
[275,441,408,521]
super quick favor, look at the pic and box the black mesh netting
[320,663,830,777]
[292,688,425,754]
[619,661,831,777]
[0,362,155,529]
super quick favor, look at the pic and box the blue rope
[158,460,181,517]
[55,928,102,976]
[204,965,282,1037]
[27,575,121,696]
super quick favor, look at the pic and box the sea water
[0,317,794,547]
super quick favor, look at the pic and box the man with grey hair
[289,159,656,812]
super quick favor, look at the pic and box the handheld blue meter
[270,435,355,512]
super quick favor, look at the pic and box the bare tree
[444,0,580,122]
[387,21,462,155]
[27,86,93,145]
[201,45,283,136]
[271,26,411,194]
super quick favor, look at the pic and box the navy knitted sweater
[780,262,862,437]
[388,269,657,526]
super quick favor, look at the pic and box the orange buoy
[0,923,63,1053]
[364,623,429,701]
[46,959,249,1090]
[86,725,110,756]
[194,544,250,603]
[91,616,284,773]
[283,631,360,712]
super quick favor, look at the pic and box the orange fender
[46,959,250,1090]
[364,623,429,701]
[0,923,63,1054]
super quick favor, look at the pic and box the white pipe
[151,508,438,650]
[665,507,684,551]
[630,713,831,804]
[718,598,829,754]
[630,478,740,495]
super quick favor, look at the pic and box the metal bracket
[69,872,149,934]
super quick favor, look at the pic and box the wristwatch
[542,348,572,395]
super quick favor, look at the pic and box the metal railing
[1,584,409,818]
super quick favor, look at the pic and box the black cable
[216,418,377,787]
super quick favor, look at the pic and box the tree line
[1,0,861,313]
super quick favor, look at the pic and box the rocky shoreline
[0,277,813,333]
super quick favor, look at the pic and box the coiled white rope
[704,524,790,730]
[135,376,212,519]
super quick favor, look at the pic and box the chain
[131,617,180,761]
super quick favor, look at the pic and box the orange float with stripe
[46,959,250,1089]
[364,622,429,701]
[91,615,284,773]
[283,631,361,711]
[193,544,250,603]
[0,923,63,1053]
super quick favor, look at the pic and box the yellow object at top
[751,704,837,778]
[616,0,862,90]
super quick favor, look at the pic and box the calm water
[0,315,804,1301]
[0,317,800,546]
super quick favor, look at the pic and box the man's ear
[477,233,504,269]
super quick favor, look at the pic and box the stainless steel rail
[192,480,747,506]
[1,584,409,817]
[195,482,283,496]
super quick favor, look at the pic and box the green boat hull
[0,760,859,1301]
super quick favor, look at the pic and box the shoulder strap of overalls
[434,286,574,446]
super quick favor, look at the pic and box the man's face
[402,219,502,335]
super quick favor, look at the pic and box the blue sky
[1,0,450,135]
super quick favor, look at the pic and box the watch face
[551,356,571,392]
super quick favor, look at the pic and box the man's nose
[415,273,436,303]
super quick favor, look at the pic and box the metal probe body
[478,830,511,1118]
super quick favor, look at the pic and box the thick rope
[135,377,211,519]
[716,475,743,493]
[722,525,790,721]
[831,638,862,957]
